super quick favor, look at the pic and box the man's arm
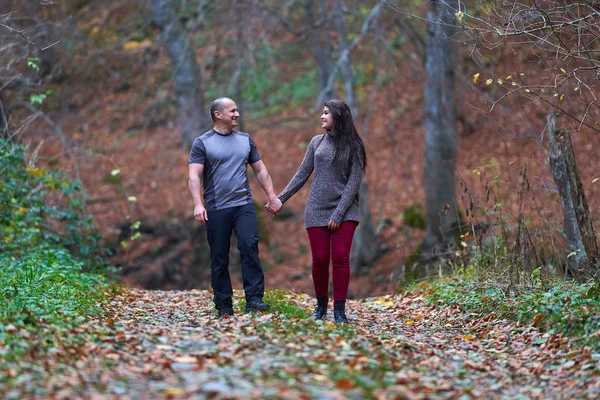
[250,160,282,214]
[188,163,208,223]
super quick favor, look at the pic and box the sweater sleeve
[330,153,364,224]
[277,137,318,204]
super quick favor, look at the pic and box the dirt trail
[18,289,599,399]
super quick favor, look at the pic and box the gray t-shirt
[189,129,261,212]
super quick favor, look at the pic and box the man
[188,97,282,319]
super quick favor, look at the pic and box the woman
[274,99,366,324]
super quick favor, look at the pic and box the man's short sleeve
[248,136,261,164]
[189,138,206,164]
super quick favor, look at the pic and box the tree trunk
[0,92,9,139]
[422,0,458,261]
[305,0,335,100]
[149,0,211,146]
[332,0,381,274]
[350,182,381,274]
[548,114,598,282]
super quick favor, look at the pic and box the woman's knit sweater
[277,133,363,228]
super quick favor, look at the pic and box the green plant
[0,138,115,371]
[419,278,600,348]
[262,289,309,319]
[0,138,112,272]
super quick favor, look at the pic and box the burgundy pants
[306,221,358,301]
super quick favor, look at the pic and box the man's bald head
[210,97,234,122]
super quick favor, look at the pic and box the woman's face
[321,107,333,131]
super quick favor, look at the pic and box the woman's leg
[307,227,331,298]
[331,221,358,302]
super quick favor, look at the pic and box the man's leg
[233,203,267,304]
[206,207,234,307]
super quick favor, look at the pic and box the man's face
[216,100,240,129]
[321,106,333,131]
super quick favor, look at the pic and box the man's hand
[194,205,208,224]
[328,219,340,230]
[266,197,283,215]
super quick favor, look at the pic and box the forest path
[24,289,599,399]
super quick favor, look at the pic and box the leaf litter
[1,288,599,399]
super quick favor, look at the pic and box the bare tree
[454,1,600,132]
[149,0,211,146]
[385,0,600,279]
[329,0,386,274]
[421,0,459,261]
[255,0,338,101]
[0,4,61,140]
[548,114,598,282]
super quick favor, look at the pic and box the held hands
[265,197,283,216]
[194,205,208,224]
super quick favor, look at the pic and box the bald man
[188,97,282,319]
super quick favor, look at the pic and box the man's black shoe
[245,298,270,312]
[311,296,328,320]
[216,302,234,319]
[333,300,349,324]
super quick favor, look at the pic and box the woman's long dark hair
[324,99,367,173]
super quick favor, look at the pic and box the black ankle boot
[216,301,234,319]
[311,296,328,320]
[333,300,349,324]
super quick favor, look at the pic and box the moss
[103,172,121,185]
[403,204,425,230]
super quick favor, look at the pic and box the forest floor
[4,288,599,399]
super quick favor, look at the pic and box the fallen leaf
[174,356,197,363]
[336,378,354,390]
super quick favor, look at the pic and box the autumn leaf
[336,378,354,390]
[164,388,186,395]
[123,39,152,51]
[174,356,198,363]
[473,73,480,83]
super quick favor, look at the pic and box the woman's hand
[328,219,340,230]
[266,197,283,215]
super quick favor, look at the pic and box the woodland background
[3,1,600,397]
[2,0,600,298]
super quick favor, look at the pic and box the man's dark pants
[206,203,265,306]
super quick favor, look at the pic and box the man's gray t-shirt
[189,129,261,212]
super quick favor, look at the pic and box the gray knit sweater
[277,133,363,228]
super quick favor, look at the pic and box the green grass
[414,278,600,348]
[0,248,113,362]
[0,138,114,390]
[263,289,310,319]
